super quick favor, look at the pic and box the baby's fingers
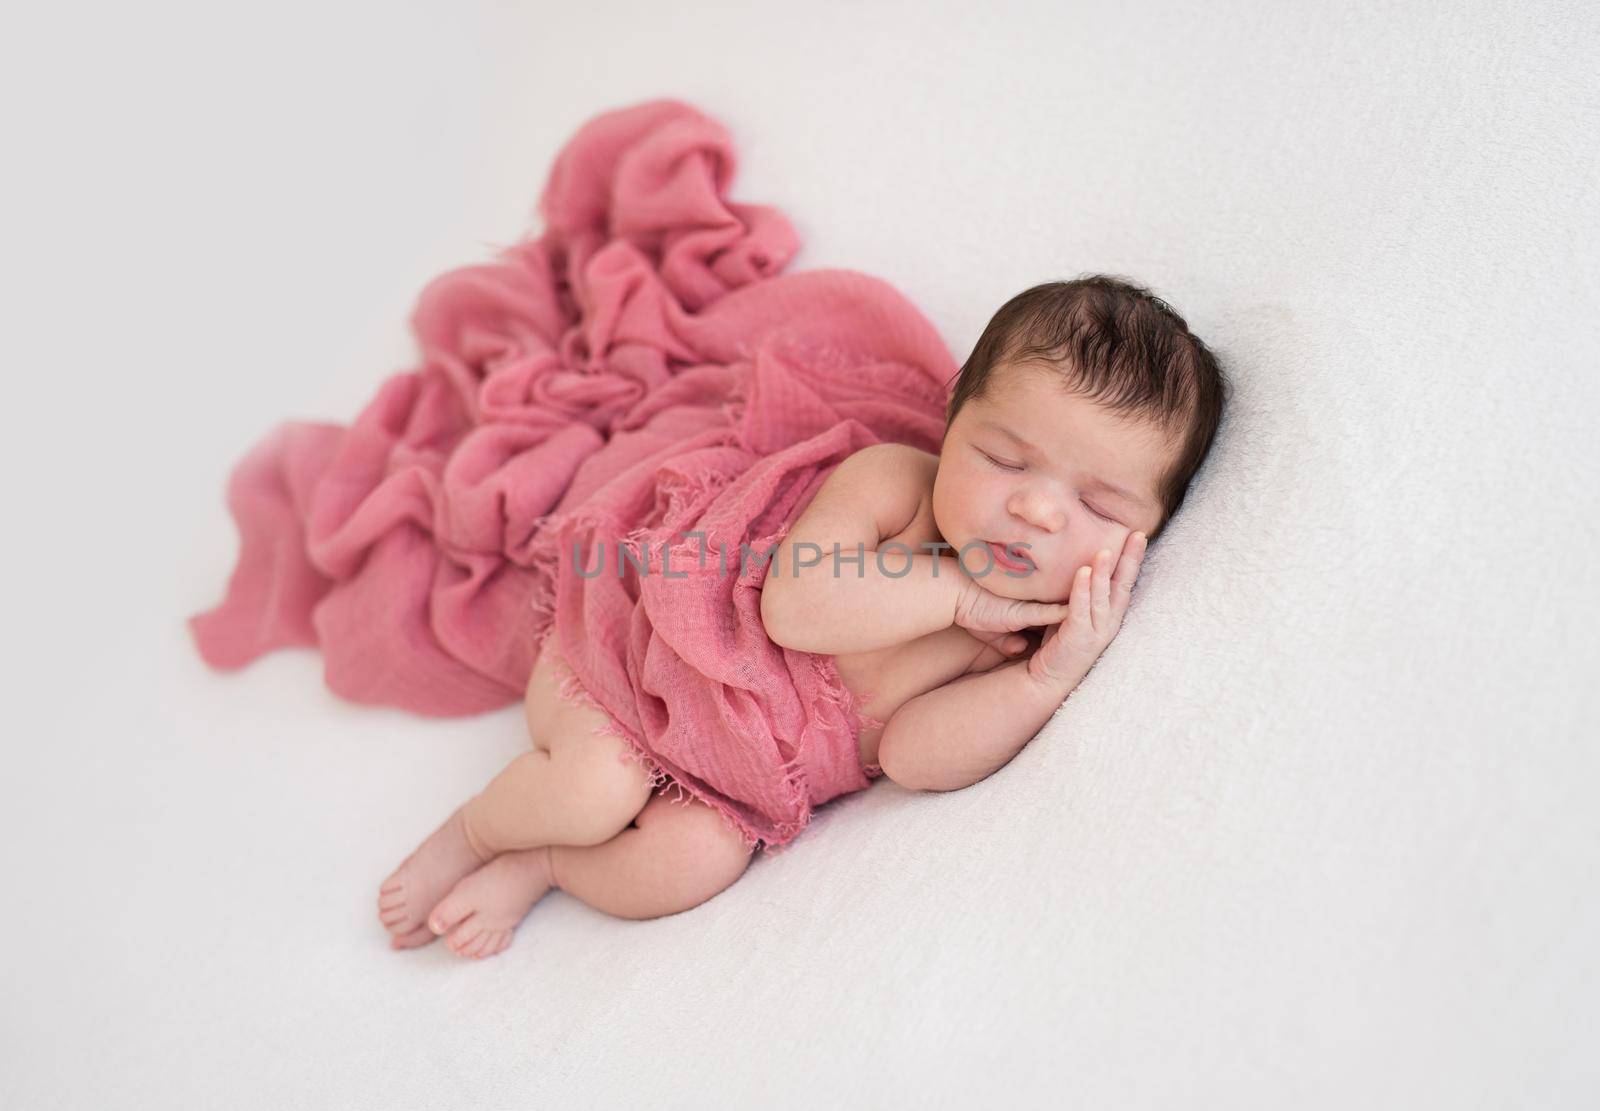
[1090,548,1112,631]
[1110,532,1148,611]
[1024,601,1071,628]
[978,630,1030,655]
[1068,563,1093,630]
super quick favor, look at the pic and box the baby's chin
[971,568,1065,603]
[946,541,1065,601]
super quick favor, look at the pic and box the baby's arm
[761,445,962,655]
[765,543,968,655]
[875,657,1084,793]
[878,539,1146,792]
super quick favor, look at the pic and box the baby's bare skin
[377,643,754,958]
[765,359,1169,793]
[379,363,1171,958]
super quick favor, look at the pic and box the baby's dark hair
[944,275,1230,543]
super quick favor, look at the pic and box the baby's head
[931,275,1229,604]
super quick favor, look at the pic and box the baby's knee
[640,794,754,900]
[544,740,655,844]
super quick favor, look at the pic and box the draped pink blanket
[188,98,956,851]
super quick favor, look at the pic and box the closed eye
[976,448,1022,472]
[982,447,1119,523]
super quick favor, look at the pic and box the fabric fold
[190,97,956,849]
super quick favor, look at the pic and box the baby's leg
[425,787,756,957]
[457,646,657,856]
[548,787,755,920]
[377,644,655,948]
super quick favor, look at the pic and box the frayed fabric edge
[808,649,890,781]
[759,649,890,856]
[764,748,816,859]
[536,626,781,856]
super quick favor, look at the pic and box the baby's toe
[446,920,483,954]
[376,873,427,936]
[389,924,436,950]
[428,890,475,936]
[466,930,508,959]
[377,890,419,935]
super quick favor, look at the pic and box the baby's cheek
[1017,569,1068,605]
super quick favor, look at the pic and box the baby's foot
[426,847,555,960]
[377,804,492,949]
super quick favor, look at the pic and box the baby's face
[931,361,1173,604]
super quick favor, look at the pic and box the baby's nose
[1013,496,1065,533]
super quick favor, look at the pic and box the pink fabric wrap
[188,98,957,851]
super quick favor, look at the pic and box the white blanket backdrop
[4,1,1597,1107]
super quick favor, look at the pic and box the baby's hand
[953,576,1071,638]
[965,628,1037,672]
[1027,532,1149,690]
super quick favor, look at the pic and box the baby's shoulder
[839,442,938,500]
[841,440,936,470]
[815,443,936,531]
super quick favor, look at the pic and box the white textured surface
[3,1,1597,1107]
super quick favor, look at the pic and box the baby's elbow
[878,748,926,792]
[878,714,986,794]
[759,581,802,650]
[880,749,954,794]
[877,722,938,793]
[761,567,836,653]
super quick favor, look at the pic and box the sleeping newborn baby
[377,275,1228,958]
